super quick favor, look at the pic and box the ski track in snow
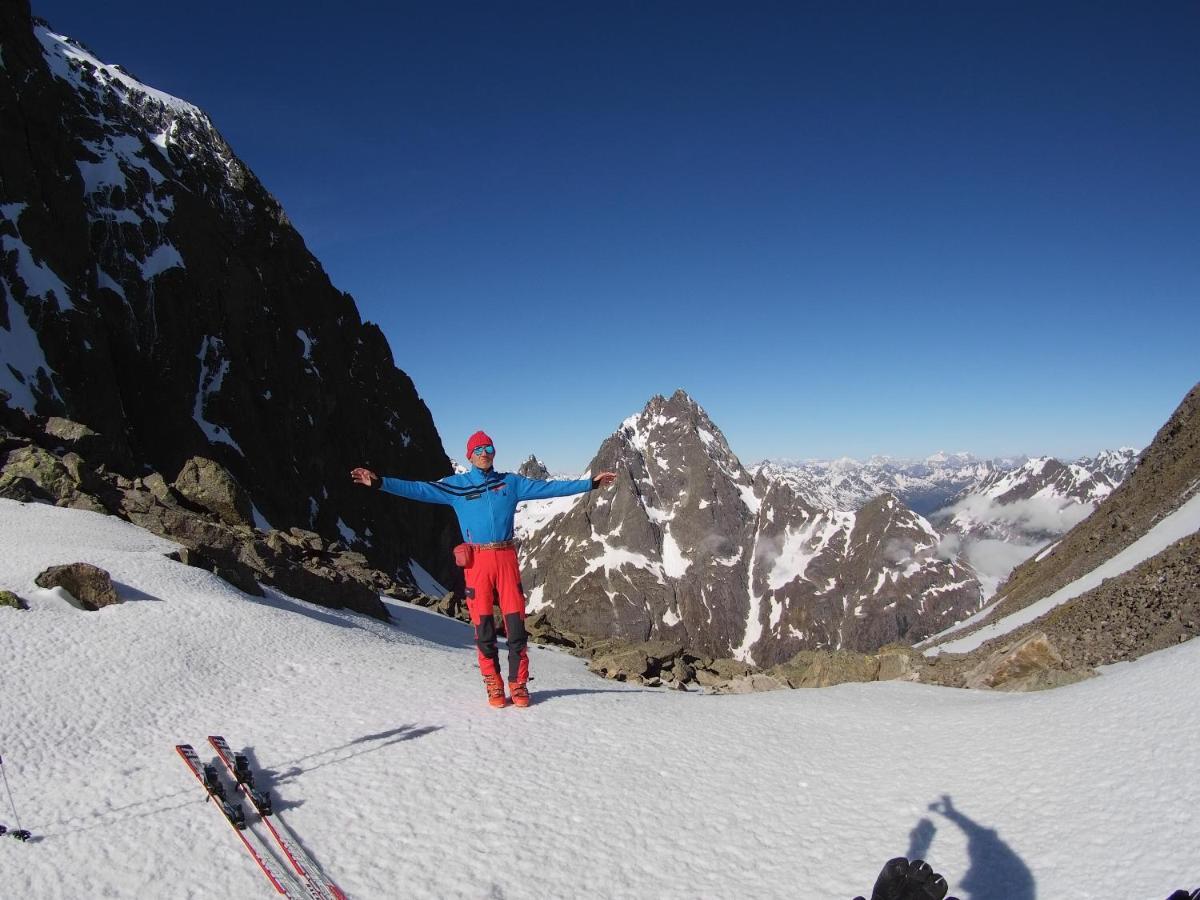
[1,499,1198,899]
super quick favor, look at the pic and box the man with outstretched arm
[352,430,617,709]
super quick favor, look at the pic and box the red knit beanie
[465,430,495,460]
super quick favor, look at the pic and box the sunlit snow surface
[1,498,1197,899]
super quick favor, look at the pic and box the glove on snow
[852,857,958,900]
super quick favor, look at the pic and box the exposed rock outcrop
[0,590,26,609]
[962,632,1094,692]
[172,456,254,527]
[35,562,119,610]
[0,408,438,619]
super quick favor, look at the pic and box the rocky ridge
[0,4,459,590]
[0,402,456,620]
[973,382,1199,626]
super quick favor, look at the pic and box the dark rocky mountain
[0,5,459,588]
[519,390,982,665]
[517,455,551,480]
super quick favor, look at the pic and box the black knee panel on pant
[503,613,527,650]
[475,614,498,658]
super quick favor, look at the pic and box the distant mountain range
[750,448,1137,517]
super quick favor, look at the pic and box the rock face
[35,562,119,610]
[0,5,459,589]
[520,391,983,666]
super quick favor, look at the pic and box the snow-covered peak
[617,390,747,483]
[1076,447,1140,484]
[36,24,203,118]
[925,450,977,465]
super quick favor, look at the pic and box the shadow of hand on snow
[238,724,444,811]
[906,816,937,861]
[928,794,1036,900]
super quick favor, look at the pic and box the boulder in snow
[964,631,1094,692]
[0,590,27,610]
[35,562,120,610]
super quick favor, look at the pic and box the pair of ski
[176,737,345,899]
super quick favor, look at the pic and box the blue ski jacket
[380,467,593,543]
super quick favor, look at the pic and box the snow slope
[1,499,1197,899]
[929,491,1200,655]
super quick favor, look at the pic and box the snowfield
[0,499,1197,899]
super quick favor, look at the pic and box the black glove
[853,857,957,900]
[1164,891,1200,900]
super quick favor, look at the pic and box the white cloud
[949,494,1096,535]
[963,538,1042,599]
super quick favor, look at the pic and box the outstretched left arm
[512,472,617,502]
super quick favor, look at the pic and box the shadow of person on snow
[237,723,444,813]
[929,794,1036,900]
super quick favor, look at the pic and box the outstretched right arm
[350,467,456,506]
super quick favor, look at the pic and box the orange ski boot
[508,681,531,708]
[484,674,509,708]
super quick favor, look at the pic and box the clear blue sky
[34,1,1200,471]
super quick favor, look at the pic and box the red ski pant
[464,547,529,684]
